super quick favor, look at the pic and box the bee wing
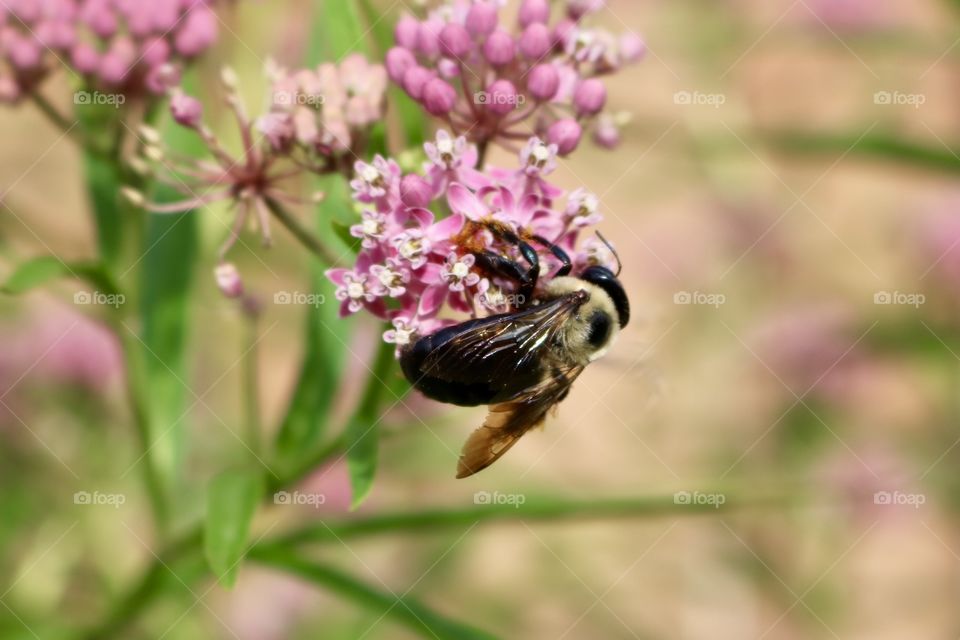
[456,363,585,478]
[420,293,582,395]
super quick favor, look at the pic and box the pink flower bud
[402,66,433,100]
[385,46,416,84]
[82,1,117,39]
[547,118,582,155]
[483,30,515,66]
[170,90,202,128]
[422,77,457,116]
[98,38,135,85]
[619,33,646,63]
[6,35,41,70]
[519,0,551,27]
[519,23,551,60]
[567,0,605,20]
[214,262,244,299]
[0,75,20,103]
[140,37,170,67]
[486,79,518,116]
[174,6,218,57]
[573,78,606,116]
[36,20,75,50]
[466,1,498,38]
[256,112,295,151]
[439,23,471,59]
[400,174,433,208]
[416,18,442,57]
[592,115,620,148]
[394,15,419,50]
[437,58,460,78]
[552,19,576,49]
[527,63,559,101]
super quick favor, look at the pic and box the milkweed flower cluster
[0,0,222,104]
[261,54,388,157]
[326,129,618,351]
[124,57,388,296]
[385,0,644,155]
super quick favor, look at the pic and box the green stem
[78,528,201,640]
[242,310,262,459]
[115,325,169,535]
[265,197,339,265]
[761,128,960,174]
[262,491,791,549]
[250,548,499,640]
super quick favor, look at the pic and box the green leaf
[1,256,119,296]
[83,151,126,270]
[204,470,264,588]
[139,182,197,494]
[2,256,69,294]
[346,338,397,509]
[252,549,500,640]
[308,0,367,64]
[273,175,352,472]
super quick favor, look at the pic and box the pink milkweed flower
[0,0,224,104]
[385,0,642,156]
[265,54,387,156]
[327,129,617,352]
[127,68,328,264]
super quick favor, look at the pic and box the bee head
[579,265,630,329]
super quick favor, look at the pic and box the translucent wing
[456,362,585,478]
[419,292,585,400]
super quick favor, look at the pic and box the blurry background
[2,0,960,638]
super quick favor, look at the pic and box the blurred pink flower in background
[0,0,224,103]
[802,0,895,32]
[747,303,863,398]
[917,202,960,290]
[0,303,122,394]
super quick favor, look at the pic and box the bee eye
[587,312,611,348]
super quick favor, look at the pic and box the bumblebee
[400,222,630,478]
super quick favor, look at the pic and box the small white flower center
[400,238,422,260]
[394,326,414,345]
[362,218,381,235]
[347,282,366,299]
[361,165,381,184]
[451,262,470,279]
[378,268,401,288]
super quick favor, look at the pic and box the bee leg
[474,250,539,308]
[532,235,572,277]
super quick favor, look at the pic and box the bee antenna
[596,231,622,277]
